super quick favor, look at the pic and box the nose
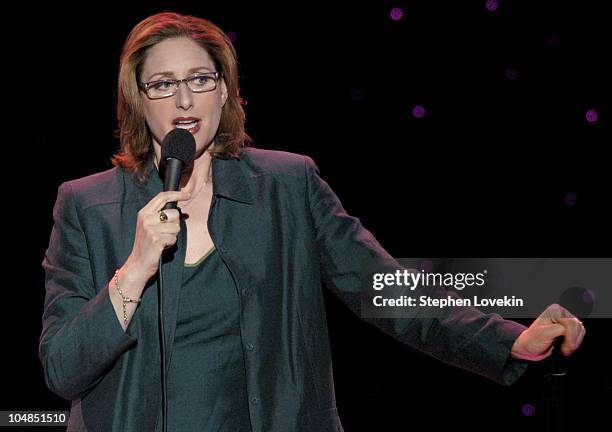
[175,81,194,110]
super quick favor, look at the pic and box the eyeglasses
[140,71,222,99]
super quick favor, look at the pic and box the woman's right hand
[122,191,191,283]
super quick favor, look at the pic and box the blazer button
[246,343,255,351]
[251,397,259,405]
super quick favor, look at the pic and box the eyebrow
[146,66,215,81]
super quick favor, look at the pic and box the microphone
[159,129,196,210]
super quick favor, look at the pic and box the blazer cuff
[496,320,529,385]
[81,284,138,352]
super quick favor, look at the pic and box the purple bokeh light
[486,0,499,12]
[505,67,519,80]
[389,7,404,21]
[564,192,577,206]
[227,31,237,43]
[522,404,535,417]
[585,108,598,123]
[412,105,426,119]
[582,289,594,304]
[420,259,434,272]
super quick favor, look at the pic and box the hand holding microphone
[123,129,196,283]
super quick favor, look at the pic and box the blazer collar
[211,156,254,204]
[134,155,254,205]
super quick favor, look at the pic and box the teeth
[175,121,198,129]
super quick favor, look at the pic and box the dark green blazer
[40,148,527,431]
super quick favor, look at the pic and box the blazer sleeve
[303,155,528,385]
[39,181,137,400]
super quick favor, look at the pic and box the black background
[3,1,610,430]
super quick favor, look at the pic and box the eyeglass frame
[139,71,222,99]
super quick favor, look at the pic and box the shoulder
[238,148,317,178]
[57,167,128,210]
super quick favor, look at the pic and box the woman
[39,12,585,432]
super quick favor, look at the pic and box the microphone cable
[158,256,168,432]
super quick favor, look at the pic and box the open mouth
[173,118,201,134]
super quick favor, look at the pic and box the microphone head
[160,128,196,166]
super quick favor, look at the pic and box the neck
[179,151,213,195]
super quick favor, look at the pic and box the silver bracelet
[113,269,141,327]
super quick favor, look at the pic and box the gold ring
[159,211,168,223]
